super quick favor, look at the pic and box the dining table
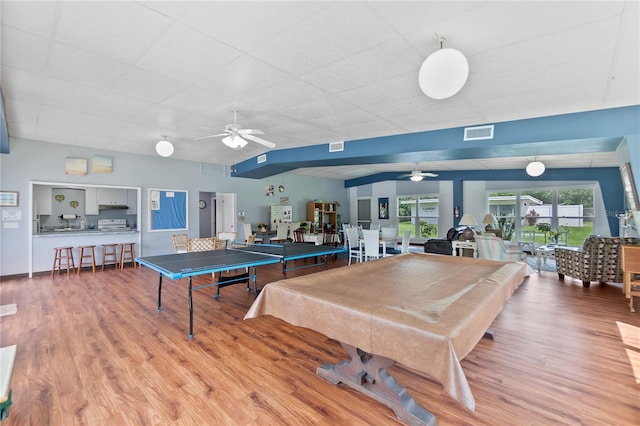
[303,232,340,246]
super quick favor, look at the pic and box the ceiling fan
[194,110,276,150]
[399,169,439,181]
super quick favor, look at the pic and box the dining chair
[217,232,237,244]
[362,229,381,262]
[346,227,363,265]
[401,230,411,253]
[622,245,640,312]
[292,228,305,243]
[187,237,216,252]
[289,222,301,235]
[242,223,263,243]
[171,233,188,253]
[270,223,290,243]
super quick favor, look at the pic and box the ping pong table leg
[188,277,194,338]
[157,274,163,311]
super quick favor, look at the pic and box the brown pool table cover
[244,252,527,410]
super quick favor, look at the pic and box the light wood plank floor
[1,253,639,425]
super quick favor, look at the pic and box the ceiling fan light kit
[410,175,424,182]
[195,110,275,150]
[222,134,248,149]
[419,37,469,100]
[155,137,174,157]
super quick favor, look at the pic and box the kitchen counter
[34,229,138,237]
[32,230,141,275]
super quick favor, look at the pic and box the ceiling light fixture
[418,36,469,100]
[526,160,546,177]
[222,133,248,149]
[155,137,174,157]
[410,175,424,182]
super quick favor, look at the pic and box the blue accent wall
[232,105,639,180]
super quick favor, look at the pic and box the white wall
[0,138,348,276]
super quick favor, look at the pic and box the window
[489,187,594,245]
[397,195,439,239]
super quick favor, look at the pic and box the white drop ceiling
[1,1,638,179]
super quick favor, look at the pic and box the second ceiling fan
[399,169,439,181]
[195,110,276,150]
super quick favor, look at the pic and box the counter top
[34,229,139,237]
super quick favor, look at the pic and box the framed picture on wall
[620,162,639,211]
[378,197,389,219]
[0,191,19,207]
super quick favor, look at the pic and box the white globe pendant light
[526,160,545,177]
[155,137,174,157]
[419,38,469,100]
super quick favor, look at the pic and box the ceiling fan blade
[420,172,438,177]
[243,134,276,148]
[194,132,228,141]
[239,128,264,136]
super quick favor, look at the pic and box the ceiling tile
[111,68,186,104]
[55,1,173,63]
[1,0,58,37]
[47,42,128,90]
[1,26,50,73]
[135,23,242,83]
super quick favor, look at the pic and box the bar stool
[52,247,75,276]
[119,242,136,269]
[77,245,96,274]
[102,243,119,270]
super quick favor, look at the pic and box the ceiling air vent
[329,141,344,152]
[464,125,494,141]
[257,154,267,164]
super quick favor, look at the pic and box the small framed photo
[378,197,389,219]
[0,191,19,207]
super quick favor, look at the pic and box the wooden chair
[188,237,216,252]
[622,245,640,312]
[172,234,188,253]
[322,229,338,260]
[292,228,306,243]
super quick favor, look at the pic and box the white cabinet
[33,185,52,215]
[126,189,137,215]
[85,187,98,215]
[97,188,127,205]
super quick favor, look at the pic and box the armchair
[555,236,640,288]
[474,234,525,261]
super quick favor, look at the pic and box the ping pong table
[136,243,346,337]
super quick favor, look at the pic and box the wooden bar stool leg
[52,247,75,276]
[102,244,118,270]
[65,247,76,275]
[51,247,62,276]
[78,245,96,274]
[119,243,136,269]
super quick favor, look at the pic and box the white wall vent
[329,141,344,152]
[257,154,267,164]
[464,125,494,141]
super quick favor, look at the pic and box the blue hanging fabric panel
[151,190,187,230]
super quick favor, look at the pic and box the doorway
[357,198,371,229]
[198,192,237,237]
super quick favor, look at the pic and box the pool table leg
[316,342,436,426]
